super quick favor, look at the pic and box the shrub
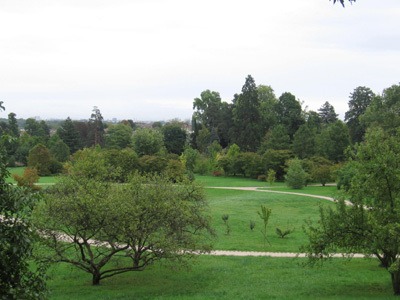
[165,159,186,183]
[285,158,307,189]
[194,156,209,175]
[267,169,276,185]
[250,220,256,231]
[222,214,229,224]
[12,168,42,192]
[257,174,266,182]
[27,144,52,176]
[212,171,223,177]
[276,227,295,239]
[7,156,16,167]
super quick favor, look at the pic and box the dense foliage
[302,128,400,295]
[0,103,47,299]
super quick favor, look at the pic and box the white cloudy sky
[0,0,399,121]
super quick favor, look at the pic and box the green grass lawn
[46,256,392,299]
[265,185,343,198]
[194,175,286,187]
[25,174,393,299]
[206,188,334,252]
[6,167,59,184]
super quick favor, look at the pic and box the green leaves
[34,173,213,285]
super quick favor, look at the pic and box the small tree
[27,143,52,176]
[131,127,164,157]
[12,168,42,192]
[302,128,400,295]
[276,227,295,239]
[33,173,214,286]
[258,205,272,247]
[267,169,276,185]
[285,158,307,189]
[222,214,229,225]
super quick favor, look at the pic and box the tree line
[0,76,399,187]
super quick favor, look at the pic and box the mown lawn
[46,255,392,299]
[24,173,392,299]
[6,167,59,184]
[194,175,286,187]
[206,188,334,252]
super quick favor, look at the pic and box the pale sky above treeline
[0,0,399,121]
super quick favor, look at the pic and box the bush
[250,220,256,231]
[165,159,186,183]
[49,158,63,174]
[7,156,16,167]
[257,174,266,181]
[27,144,52,176]
[267,169,276,185]
[12,168,42,192]
[194,156,209,175]
[285,158,307,189]
[138,155,168,174]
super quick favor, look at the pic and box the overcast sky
[0,0,399,122]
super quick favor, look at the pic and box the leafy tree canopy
[302,127,400,295]
[34,173,214,286]
[0,105,47,299]
[131,127,164,157]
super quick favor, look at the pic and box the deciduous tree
[27,144,52,176]
[131,127,164,157]
[302,127,400,295]
[0,107,47,299]
[105,123,133,150]
[162,124,187,155]
[34,174,213,286]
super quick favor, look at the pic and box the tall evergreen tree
[318,101,338,125]
[292,124,316,159]
[88,106,105,147]
[8,113,19,137]
[232,75,262,152]
[57,117,81,154]
[345,86,374,143]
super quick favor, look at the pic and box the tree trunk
[92,272,101,286]
[391,271,400,295]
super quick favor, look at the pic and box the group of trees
[191,75,350,165]
[0,101,214,292]
[0,107,190,181]
[2,75,400,294]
